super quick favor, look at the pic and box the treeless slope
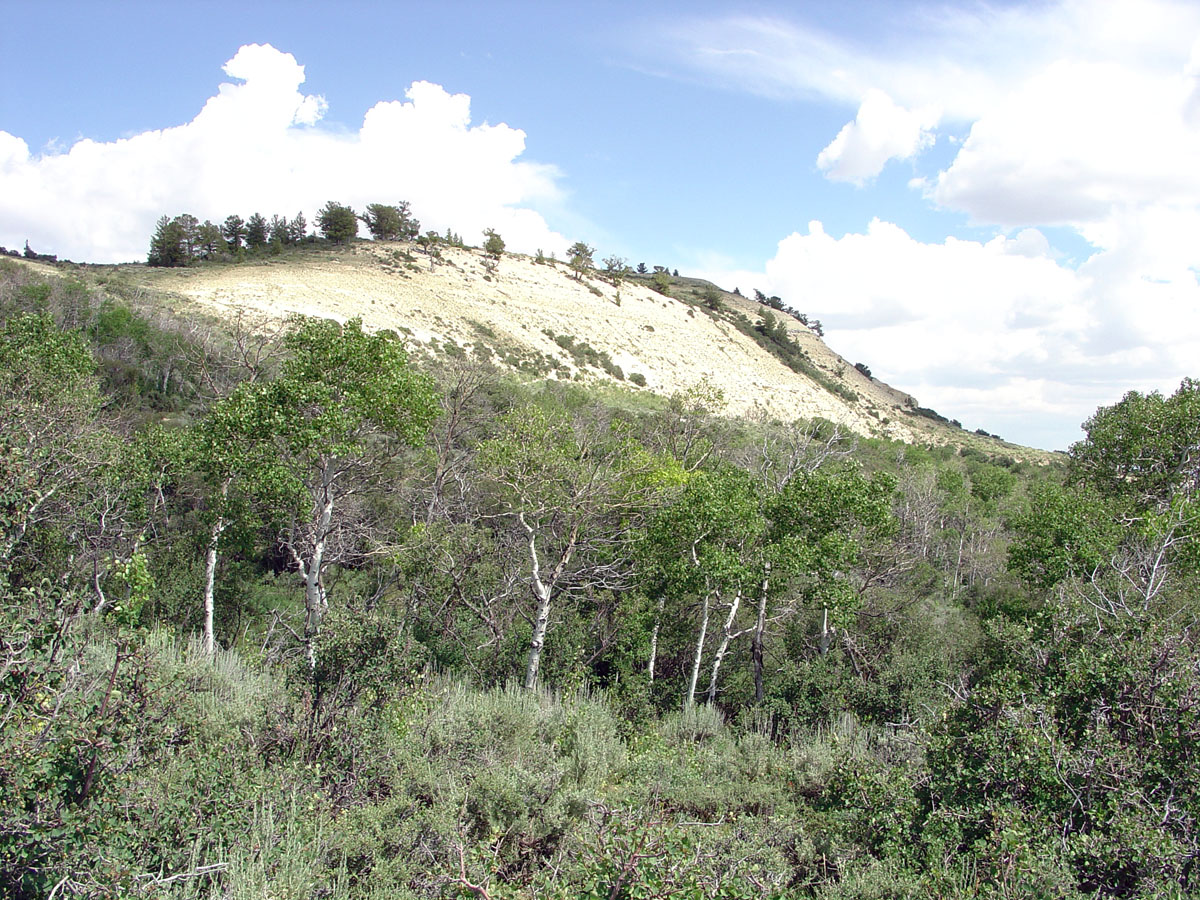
[122,242,1029,452]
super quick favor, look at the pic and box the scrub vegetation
[2,257,1198,899]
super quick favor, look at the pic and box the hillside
[89,241,1040,456]
[6,248,1195,899]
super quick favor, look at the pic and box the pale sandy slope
[135,243,946,443]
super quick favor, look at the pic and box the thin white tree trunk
[203,516,225,655]
[647,593,666,684]
[202,481,230,656]
[523,524,552,690]
[686,591,711,708]
[819,606,832,655]
[286,470,336,672]
[952,501,969,593]
[707,591,743,703]
[304,489,334,640]
[521,515,577,690]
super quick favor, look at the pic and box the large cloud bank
[0,44,568,262]
[677,1,1200,448]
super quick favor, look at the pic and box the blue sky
[3,0,1199,450]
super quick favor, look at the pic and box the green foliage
[326,681,628,894]
[965,460,1017,510]
[906,403,958,427]
[221,213,247,251]
[0,311,96,395]
[1071,377,1200,507]
[926,608,1200,896]
[0,616,307,898]
[317,200,359,243]
[1012,377,1200,599]
[307,601,428,718]
[5,251,1198,899]
[1008,481,1119,589]
[641,466,763,599]
[245,212,269,249]
[149,208,322,264]
[483,228,506,259]
[289,211,308,243]
[361,201,420,241]
[939,381,1200,897]
[701,284,724,310]
[568,241,595,280]
[544,330,625,380]
[147,213,197,267]
[0,313,107,579]
[769,464,897,623]
[273,315,439,450]
[482,228,505,276]
[602,255,629,289]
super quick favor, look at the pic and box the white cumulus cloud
[927,57,1200,227]
[0,43,568,262]
[669,1,1200,448]
[816,89,939,184]
[701,217,1200,450]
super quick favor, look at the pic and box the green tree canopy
[0,314,111,582]
[196,220,224,259]
[245,213,268,250]
[1070,377,1200,509]
[480,402,659,688]
[221,214,247,251]
[567,241,594,281]
[289,211,308,243]
[261,317,438,644]
[361,203,419,241]
[147,215,201,267]
[317,201,358,244]
[482,228,505,259]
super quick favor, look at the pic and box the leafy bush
[328,681,627,893]
[544,330,625,380]
[0,614,307,898]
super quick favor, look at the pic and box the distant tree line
[0,241,58,263]
[147,200,460,268]
[754,288,823,337]
[147,210,311,267]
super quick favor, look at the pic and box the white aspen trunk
[521,515,577,690]
[288,551,317,671]
[524,579,553,690]
[303,552,326,639]
[647,593,667,684]
[685,591,711,708]
[203,516,225,655]
[707,591,742,703]
[202,481,230,657]
[819,606,832,655]
[300,471,336,665]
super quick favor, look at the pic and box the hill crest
[63,242,1038,456]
